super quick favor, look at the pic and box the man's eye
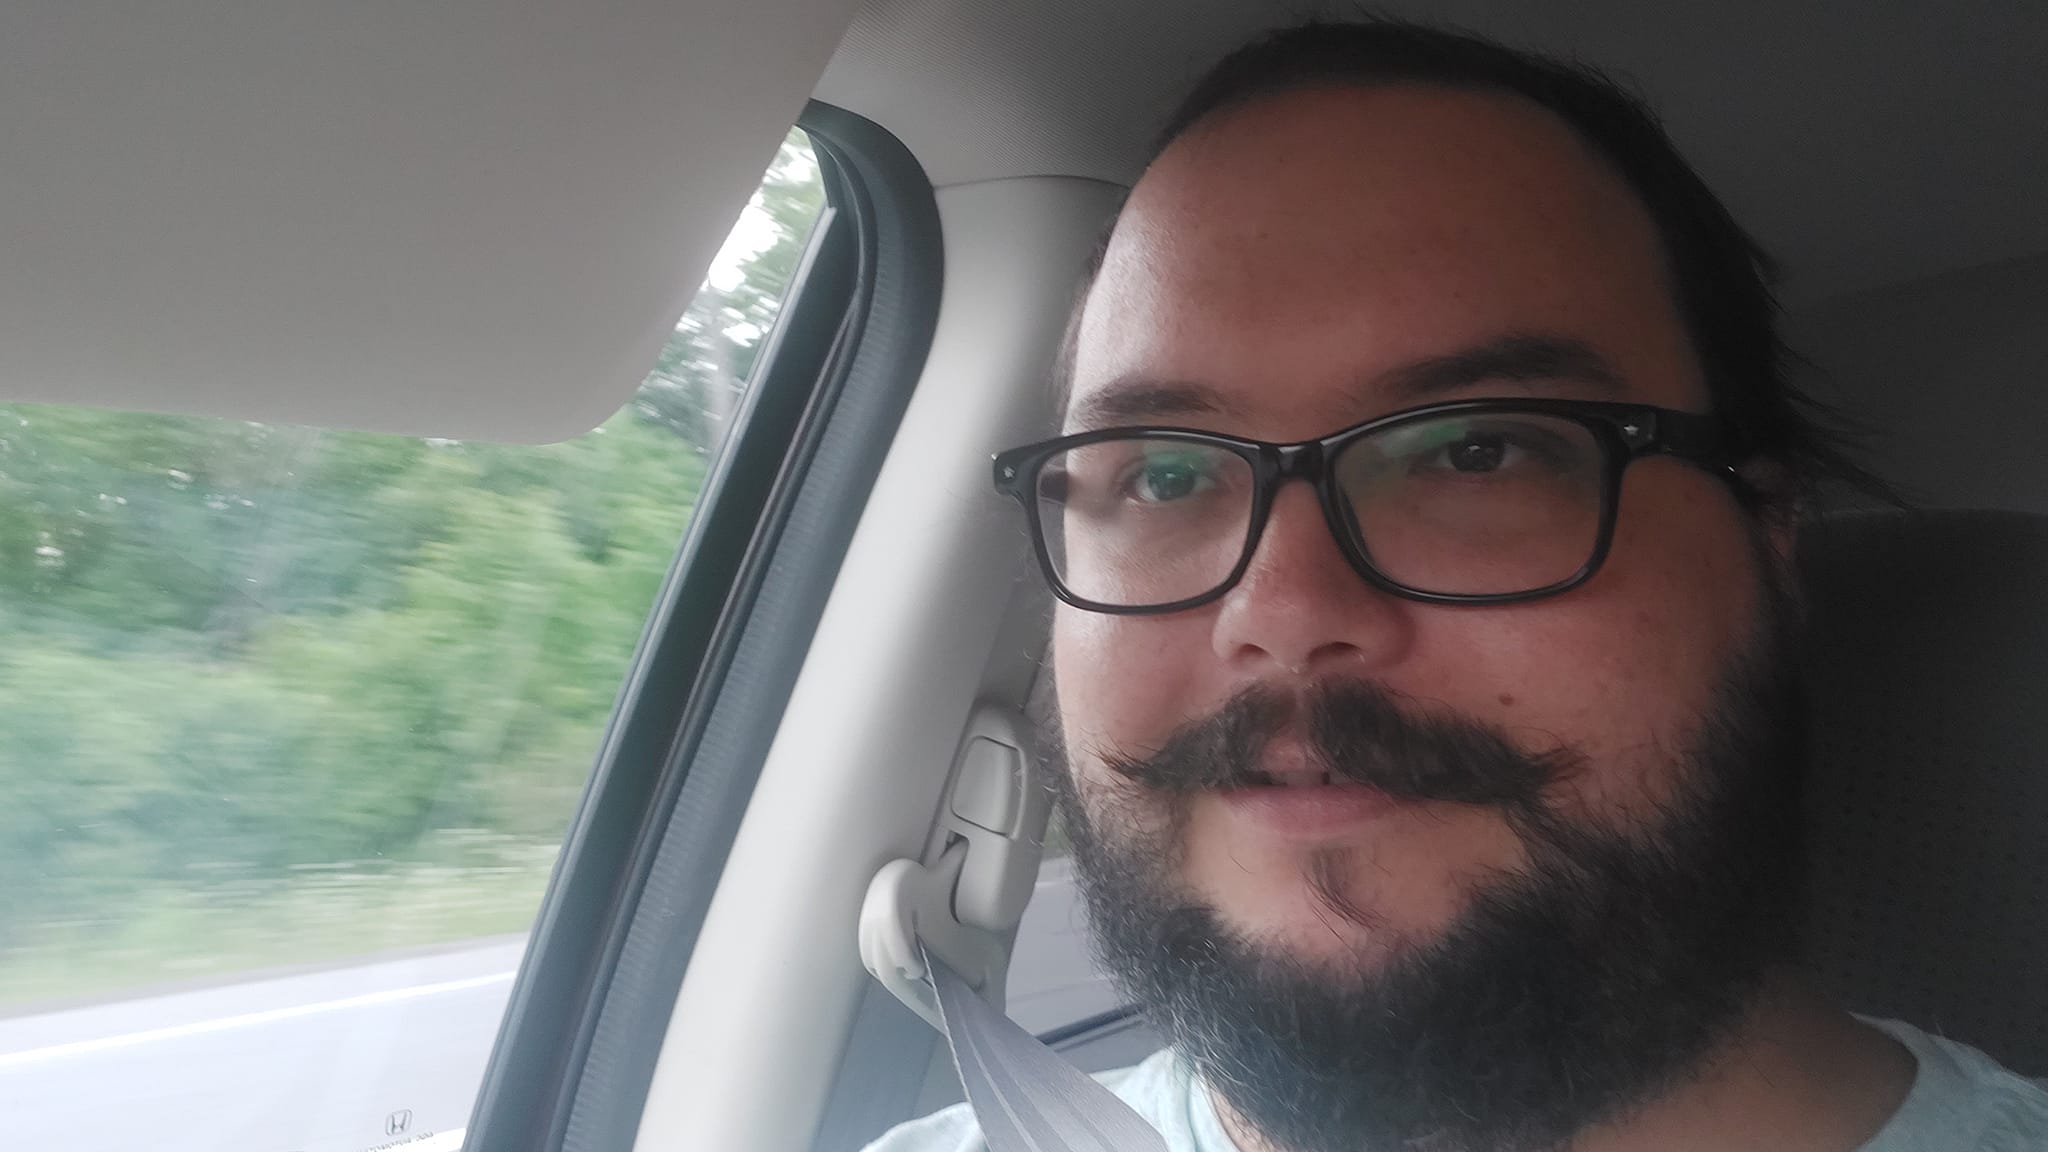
[1439,434,1516,474]
[1400,424,1574,476]
[1122,454,1216,503]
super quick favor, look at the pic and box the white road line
[0,971,515,1069]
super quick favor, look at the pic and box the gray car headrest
[1800,508,2048,1075]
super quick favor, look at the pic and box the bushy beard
[1047,599,1805,1152]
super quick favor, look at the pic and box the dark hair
[1058,19,1890,509]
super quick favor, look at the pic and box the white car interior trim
[0,0,862,440]
[633,175,1121,1152]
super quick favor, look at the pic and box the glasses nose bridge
[1246,438,1342,555]
[1264,439,1337,521]
[1269,439,1325,484]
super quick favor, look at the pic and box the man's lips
[1197,736,1406,838]
[1216,778,1405,838]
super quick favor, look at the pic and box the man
[871,19,2048,1152]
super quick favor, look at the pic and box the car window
[0,129,825,1152]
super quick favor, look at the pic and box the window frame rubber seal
[462,101,942,1152]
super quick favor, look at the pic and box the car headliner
[817,0,2048,307]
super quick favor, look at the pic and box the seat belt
[860,852,1170,1152]
[859,703,1169,1152]
[925,945,1168,1152]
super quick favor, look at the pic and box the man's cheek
[1053,615,1208,751]
[1423,603,1730,804]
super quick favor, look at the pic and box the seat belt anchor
[858,702,1048,1031]
[859,842,1007,1029]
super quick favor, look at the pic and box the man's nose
[1209,483,1415,675]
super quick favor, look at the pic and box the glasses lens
[1034,437,1255,608]
[1334,412,1607,596]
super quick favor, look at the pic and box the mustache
[1097,680,1578,809]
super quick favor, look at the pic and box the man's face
[1052,84,1779,970]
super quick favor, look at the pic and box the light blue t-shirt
[863,1017,2048,1151]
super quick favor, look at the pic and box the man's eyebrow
[1382,333,1627,399]
[1066,378,1237,429]
[1065,335,1623,429]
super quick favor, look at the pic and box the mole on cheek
[1497,693,1517,707]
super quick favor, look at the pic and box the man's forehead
[1067,82,1696,431]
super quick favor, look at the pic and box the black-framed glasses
[992,398,1738,615]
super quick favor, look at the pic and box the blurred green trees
[0,132,822,992]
